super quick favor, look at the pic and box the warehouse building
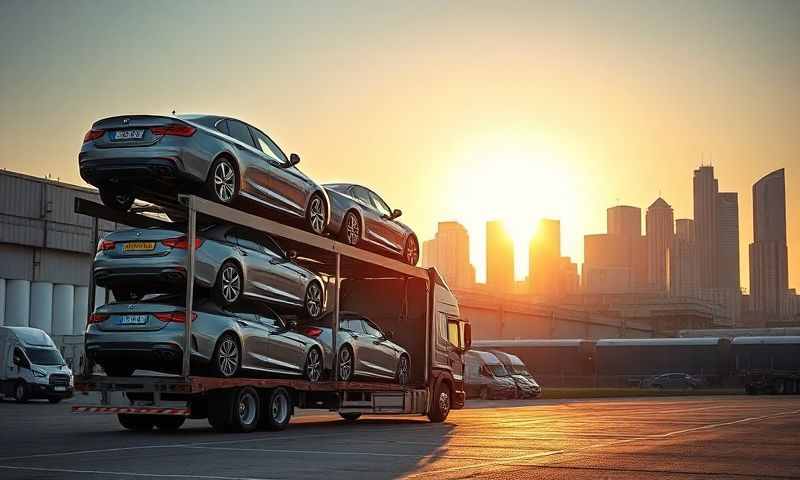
[0,169,122,368]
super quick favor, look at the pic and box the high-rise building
[529,219,561,296]
[607,205,642,238]
[670,219,699,296]
[421,221,476,290]
[646,198,674,291]
[749,169,789,322]
[693,166,720,288]
[717,192,740,290]
[558,256,579,295]
[486,220,514,296]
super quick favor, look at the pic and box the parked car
[464,350,517,400]
[641,373,703,390]
[85,296,324,381]
[324,183,419,265]
[297,311,411,384]
[79,114,330,235]
[0,327,73,403]
[489,350,542,398]
[94,224,325,318]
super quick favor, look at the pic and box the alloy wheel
[344,212,360,245]
[213,161,236,203]
[438,391,450,417]
[305,283,322,318]
[217,337,239,377]
[397,356,410,385]
[221,265,241,304]
[306,349,322,382]
[338,347,353,381]
[405,237,419,265]
[308,196,326,235]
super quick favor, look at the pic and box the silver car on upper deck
[94,224,325,318]
[79,114,330,235]
[324,183,419,265]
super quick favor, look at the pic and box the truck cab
[0,326,74,403]
[430,269,471,412]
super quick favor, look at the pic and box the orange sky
[1,1,798,289]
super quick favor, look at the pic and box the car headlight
[33,369,47,378]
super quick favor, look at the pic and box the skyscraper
[607,205,642,238]
[693,166,720,288]
[749,169,789,321]
[422,221,476,290]
[717,192,741,290]
[486,220,514,296]
[582,206,647,293]
[670,219,699,296]
[529,219,561,296]
[646,198,674,291]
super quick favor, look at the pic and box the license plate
[123,241,155,252]
[117,314,148,325]
[113,129,145,140]
[54,386,66,392]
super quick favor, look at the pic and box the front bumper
[29,382,73,399]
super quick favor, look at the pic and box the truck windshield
[489,364,510,377]
[25,347,65,366]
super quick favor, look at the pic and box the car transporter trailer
[71,194,468,432]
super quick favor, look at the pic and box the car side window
[215,119,229,135]
[228,120,256,148]
[352,187,374,208]
[258,234,285,258]
[362,319,382,338]
[259,312,283,328]
[13,347,29,368]
[368,191,392,217]
[249,127,288,165]
[345,317,366,334]
[233,228,266,254]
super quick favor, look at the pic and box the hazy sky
[1,0,798,289]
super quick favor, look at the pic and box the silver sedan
[79,114,330,235]
[85,296,324,380]
[94,224,325,318]
[324,183,419,265]
[299,311,410,384]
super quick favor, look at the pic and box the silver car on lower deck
[94,224,325,318]
[85,296,324,381]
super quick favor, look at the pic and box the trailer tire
[339,412,361,422]
[118,414,155,431]
[428,381,451,423]
[260,387,291,431]
[153,416,186,431]
[207,390,235,433]
[229,387,260,433]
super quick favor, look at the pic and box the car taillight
[151,124,196,137]
[161,236,203,250]
[83,129,105,143]
[96,239,115,252]
[303,327,323,338]
[154,312,197,323]
[87,313,108,324]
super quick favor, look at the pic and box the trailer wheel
[339,412,361,422]
[153,416,186,431]
[118,414,155,431]
[207,390,234,432]
[229,387,260,433]
[428,381,451,423]
[260,387,292,431]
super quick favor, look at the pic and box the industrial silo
[53,284,75,336]
[0,278,5,326]
[73,286,89,335]
[5,279,30,327]
[30,281,54,334]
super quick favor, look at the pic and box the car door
[226,120,272,203]
[249,126,309,217]
[226,309,272,372]
[357,318,397,379]
[254,307,306,376]
[350,186,393,253]
[367,190,406,254]
[229,228,276,303]
[339,316,366,375]
[254,232,305,308]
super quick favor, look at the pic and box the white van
[0,327,74,403]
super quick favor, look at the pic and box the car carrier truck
[71,195,471,432]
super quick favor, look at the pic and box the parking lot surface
[1,395,798,479]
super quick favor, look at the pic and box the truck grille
[50,374,70,387]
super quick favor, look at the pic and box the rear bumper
[86,341,186,374]
[94,265,188,291]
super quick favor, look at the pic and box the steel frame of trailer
[72,195,433,417]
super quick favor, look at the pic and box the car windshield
[25,347,64,366]
[511,365,530,375]
[489,364,510,377]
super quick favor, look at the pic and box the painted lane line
[180,445,502,461]
[0,465,277,480]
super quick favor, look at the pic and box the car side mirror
[464,323,472,351]
[287,320,298,330]
[383,330,394,341]
[286,250,297,260]
[391,209,402,220]
[289,153,301,166]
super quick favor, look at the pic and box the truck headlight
[33,369,47,378]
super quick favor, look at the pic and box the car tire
[479,387,489,400]
[104,364,136,377]
[210,333,241,378]
[306,193,327,236]
[214,261,242,307]
[207,156,239,205]
[118,414,155,431]
[403,236,419,265]
[48,397,62,404]
[341,211,361,246]
[304,348,322,383]
[395,354,410,386]
[153,416,186,431]
[337,346,354,382]
[13,381,28,403]
[304,281,323,319]
[428,381,451,423]
[260,387,291,431]
[99,187,135,212]
[339,412,361,422]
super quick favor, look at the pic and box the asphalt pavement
[0,394,798,479]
